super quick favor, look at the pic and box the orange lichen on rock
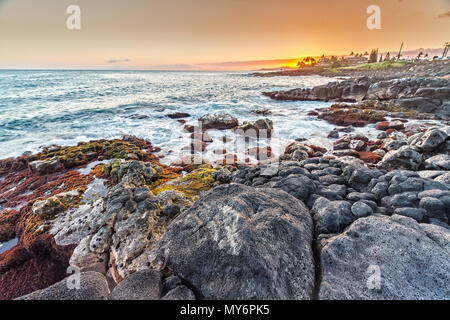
[317,104,386,127]
[358,151,383,164]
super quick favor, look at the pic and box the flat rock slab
[319,214,450,300]
[150,183,315,300]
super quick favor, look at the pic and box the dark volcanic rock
[199,114,239,130]
[377,146,422,171]
[167,112,191,119]
[264,76,450,118]
[312,197,354,234]
[149,183,315,300]
[273,174,318,202]
[161,285,196,300]
[319,215,450,300]
[109,269,163,300]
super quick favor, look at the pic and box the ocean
[0,70,341,163]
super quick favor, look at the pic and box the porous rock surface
[149,183,315,300]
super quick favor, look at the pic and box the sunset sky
[0,0,449,70]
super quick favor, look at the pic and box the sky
[0,0,449,70]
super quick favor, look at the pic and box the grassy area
[341,61,412,70]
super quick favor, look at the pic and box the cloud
[107,59,132,64]
[437,11,450,19]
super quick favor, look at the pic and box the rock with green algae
[24,136,160,175]
[152,167,218,200]
[27,189,84,236]
[103,160,160,185]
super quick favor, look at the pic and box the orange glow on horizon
[0,0,448,70]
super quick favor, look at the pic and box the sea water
[0,70,340,163]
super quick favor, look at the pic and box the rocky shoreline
[0,62,449,300]
[253,59,450,79]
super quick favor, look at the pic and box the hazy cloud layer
[107,59,131,64]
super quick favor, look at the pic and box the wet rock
[378,146,422,171]
[312,197,354,234]
[284,142,315,159]
[167,112,190,119]
[394,207,426,222]
[376,120,404,131]
[351,201,373,218]
[418,170,448,179]
[251,108,271,116]
[384,139,408,151]
[410,129,448,152]
[199,113,239,130]
[419,197,447,223]
[376,132,387,139]
[319,215,450,300]
[435,172,450,186]
[235,118,273,138]
[150,184,315,300]
[273,174,317,202]
[349,140,366,151]
[346,167,383,192]
[319,175,345,185]
[423,154,450,171]
[109,269,163,300]
[347,192,377,202]
[259,165,279,178]
[327,130,339,138]
[291,150,309,161]
[17,271,109,300]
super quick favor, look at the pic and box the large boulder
[16,272,110,300]
[319,215,450,300]
[149,183,315,300]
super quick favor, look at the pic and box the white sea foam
[1,70,434,164]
